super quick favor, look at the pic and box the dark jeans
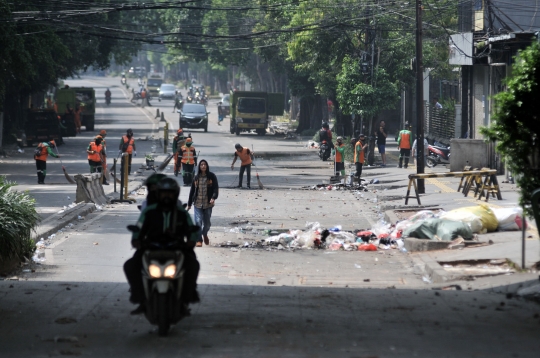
[36,160,47,183]
[121,154,133,175]
[88,159,102,173]
[123,247,200,304]
[194,206,212,242]
[182,163,194,185]
[239,164,251,187]
[399,148,411,158]
[355,162,363,178]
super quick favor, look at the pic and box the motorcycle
[121,78,126,85]
[126,225,196,337]
[105,95,111,106]
[319,140,331,161]
[426,143,450,167]
[186,96,193,103]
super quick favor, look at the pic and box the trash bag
[440,211,483,233]
[358,243,377,251]
[403,218,473,241]
[492,207,525,231]
[445,204,498,233]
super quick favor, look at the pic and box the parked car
[158,84,176,101]
[221,93,230,116]
[178,103,209,132]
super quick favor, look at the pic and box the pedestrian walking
[87,135,105,179]
[119,129,136,175]
[217,102,224,125]
[188,160,219,247]
[231,143,253,188]
[397,123,412,168]
[180,138,197,186]
[354,134,368,180]
[141,88,147,108]
[34,140,59,184]
[376,120,387,167]
[172,129,186,177]
[333,136,345,176]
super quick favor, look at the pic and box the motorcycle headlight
[149,264,162,278]
[164,264,177,278]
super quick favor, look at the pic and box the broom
[54,146,76,184]
[251,145,264,190]
[109,153,123,184]
[157,153,174,172]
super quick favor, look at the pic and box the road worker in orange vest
[87,136,107,183]
[98,130,109,185]
[230,143,253,189]
[333,136,345,176]
[34,140,59,184]
[180,138,197,186]
[119,129,136,175]
[173,128,187,177]
[397,123,413,168]
[354,134,368,180]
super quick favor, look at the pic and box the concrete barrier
[75,173,109,205]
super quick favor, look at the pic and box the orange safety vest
[354,140,365,163]
[399,131,411,149]
[141,90,147,98]
[181,146,196,164]
[335,144,344,163]
[87,142,103,162]
[122,136,135,154]
[236,147,252,166]
[34,143,49,161]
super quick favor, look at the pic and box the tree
[480,42,540,215]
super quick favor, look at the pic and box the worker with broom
[172,128,186,177]
[119,129,136,175]
[231,143,253,189]
[87,136,106,183]
[34,140,59,184]
[180,138,197,186]
[97,130,110,185]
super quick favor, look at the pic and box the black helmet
[157,177,180,196]
[322,122,329,130]
[144,173,167,188]
[127,128,133,136]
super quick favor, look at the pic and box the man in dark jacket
[124,178,200,315]
[187,160,219,247]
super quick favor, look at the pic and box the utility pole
[415,0,425,193]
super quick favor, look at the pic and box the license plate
[239,123,263,129]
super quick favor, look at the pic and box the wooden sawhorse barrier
[405,169,502,205]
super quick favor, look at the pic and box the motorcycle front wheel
[426,156,438,168]
[157,293,171,337]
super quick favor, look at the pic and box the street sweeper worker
[87,136,108,184]
[333,136,345,176]
[34,140,59,184]
[97,130,109,185]
[180,138,197,186]
[119,129,136,175]
[172,128,186,177]
[230,143,253,189]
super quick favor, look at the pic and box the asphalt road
[0,77,539,357]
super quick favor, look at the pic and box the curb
[33,202,97,242]
[417,253,454,283]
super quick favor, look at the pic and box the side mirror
[127,225,140,233]
[207,112,211,115]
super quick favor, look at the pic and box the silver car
[158,84,176,101]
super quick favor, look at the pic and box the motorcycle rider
[173,91,184,113]
[318,122,334,148]
[124,177,200,315]
[105,88,111,102]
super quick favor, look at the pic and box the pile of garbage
[262,222,405,252]
[259,204,526,253]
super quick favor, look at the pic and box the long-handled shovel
[54,146,76,184]
[251,145,264,190]
[157,153,174,172]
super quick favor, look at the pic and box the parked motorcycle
[426,143,450,167]
[126,225,196,337]
[319,140,331,161]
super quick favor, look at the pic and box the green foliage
[480,43,540,215]
[337,56,399,117]
[0,176,40,262]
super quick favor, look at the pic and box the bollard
[113,158,117,193]
[111,154,134,204]
[123,153,129,199]
[160,112,165,122]
[163,122,169,154]
[155,108,160,119]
